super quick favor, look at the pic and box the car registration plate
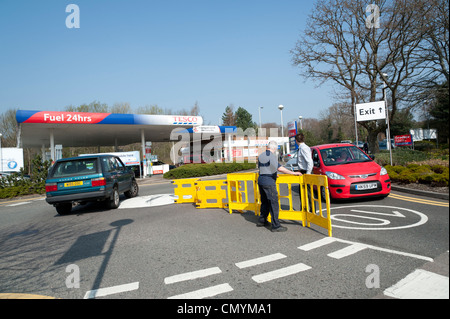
[356,182,377,190]
[64,181,83,187]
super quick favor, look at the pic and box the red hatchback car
[310,143,391,200]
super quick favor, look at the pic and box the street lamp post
[278,105,285,155]
[278,105,284,137]
[258,106,263,129]
[382,73,393,166]
[298,115,303,131]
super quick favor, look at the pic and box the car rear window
[50,158,99,178]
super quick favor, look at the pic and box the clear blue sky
[0,0,335,126]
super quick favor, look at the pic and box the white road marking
[351,209,406,218]
[335,238,434,262]
[384,269,449,299]
[235,253,287,269]
[164,267,222,285]
[7,202,31,207]
[298,237,433,262]
[83,282,139,299]
[119,194,175,209]
[167,283,233,299]
[298,237,337,251]
[329,205,428,230]
[327,243,367,259]
[252,263,312,283]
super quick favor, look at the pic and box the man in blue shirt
[295,133,313,174]
[257,141,302,232]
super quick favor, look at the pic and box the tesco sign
[172,116,199,124]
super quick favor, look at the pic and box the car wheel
[56,203,72,215]
[107,187,120,209]
[124,179,139,198]
[321,186,331,203]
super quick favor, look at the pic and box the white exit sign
[356,101,386,122]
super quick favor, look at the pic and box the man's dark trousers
[258,184,281,229]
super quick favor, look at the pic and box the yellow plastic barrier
[195,179,228,209]
[172,173,332,237]
[274,174,306,225]
[172,178,200,204]
[303,174,332,237]
[226,173,260,215]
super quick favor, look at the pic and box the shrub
[375,149,431,166]
[406,163,422,172]
[396,173,418,184]
[431,165,446,174]
[385,163,448,187]
[432,174,449,187]
[0,155,51,199]
[414,141,435,152]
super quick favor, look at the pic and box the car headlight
[380,166,388,176]
[325,171,345,180]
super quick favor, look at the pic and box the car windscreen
[321,146,371,166]
[50,158,99,178]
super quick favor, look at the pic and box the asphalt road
[0,178,448,303]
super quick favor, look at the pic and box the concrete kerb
[390,184,449,200]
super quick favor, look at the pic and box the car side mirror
[369,155,375,160]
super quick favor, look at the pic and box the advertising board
[394,134,413,146]
[1,148,24,172]
[287,121,298,151]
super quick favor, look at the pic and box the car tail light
[45,183,57,192]
[91,177,106,187]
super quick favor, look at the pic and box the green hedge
[163,162,257,179]
[375,148,449,166]
[385,164,448,187]
[0,156,51,199]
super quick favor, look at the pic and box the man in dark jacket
[257,141,302,232]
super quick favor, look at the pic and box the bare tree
[414,0,449,89]
[110,102,132,114]
[136,104,168,115]
[291,0,436,152]
[64,101,109,113]
[0,108,19,147]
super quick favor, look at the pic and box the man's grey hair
[267,140,278,151]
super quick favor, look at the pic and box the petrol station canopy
[15,110,239,161]
[16,110,206,149]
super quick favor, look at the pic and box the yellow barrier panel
[172,178,200,204]
[226,173,260,215]
[275,174,306,225]
[195,179,228,209]
[303,174,332,237]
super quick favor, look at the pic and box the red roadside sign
[394,134,413,146]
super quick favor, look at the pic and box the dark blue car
[45,155,139,215]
